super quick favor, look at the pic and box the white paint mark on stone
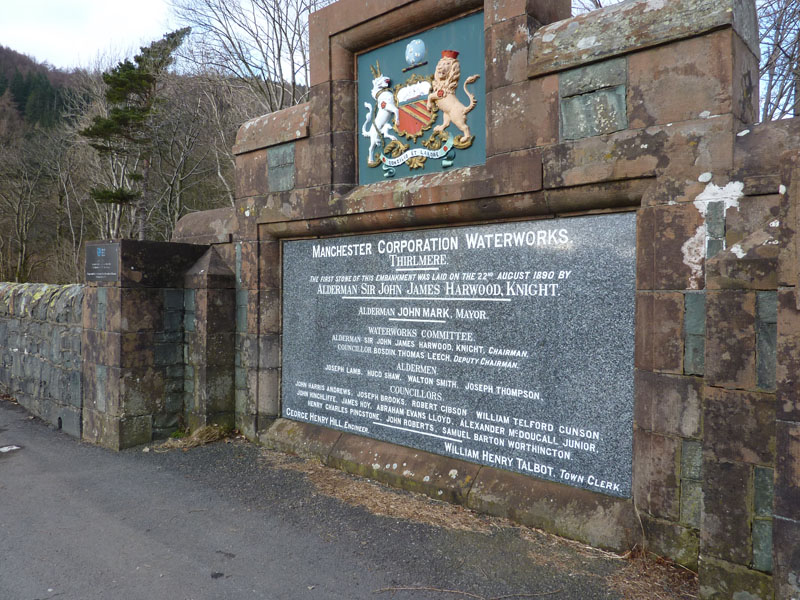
[698,172,713,183]
[770,220,780,228]
[640,144,648,149]
[576,36,598,50]
[448,469,458,479]
[506,43,514,52]
[0,445,20,453]
[780,185,787,195]
[730,243,746,258]
[699,111,711,119]
[682,181,745,289]
[244,209,251,217]
[737,129,750,137]
[681,224,707,290]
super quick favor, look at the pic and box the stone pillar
[183,247,236,431]
[82,240,207,450]
[774,152,800,600]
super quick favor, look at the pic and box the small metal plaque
[85,243,120,282]
[281,214,636,497]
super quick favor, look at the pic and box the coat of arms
[361,41,481,178]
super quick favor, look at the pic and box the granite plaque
[85,242,120,282]
[281,213,636,497]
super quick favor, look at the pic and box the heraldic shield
[394,75,436,140]
[356,12,485,185]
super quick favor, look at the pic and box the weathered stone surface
[487,76,559,155]
[235,150,267,201]
[706,229,780,291]
[486,0,570,27]
[732,32,759,126]
[560,57,626,98]
[698,555,773,600]
[628,31,735,129]
[704,386,776,465]
[775,421,800,521]
[257,368,279,416]
[653,292,685,373]
[685,292,706,375]
[725,194,781,249]
[641,514,699,570]
[705,290,756,390]
[754,466,774,518]
[295,135,332,189]
[777,289,800,421]
[773,516,800,600]
[543,118,733,190]
[172,207,236,245]
[734,118,800,179]
[261,418,342,461]
[682,440,703,480]
[701,459,752,565]
[485,148,543,196]
[637,208,655,290]
[560,86,627,140]
[267,142,295,193]
[648,198,707,290]
[233,103,310,155]
[633,428,681,521]
[468,466,638,551]
[635,371,702,438]
[680,479,702,529]
[329,433,482,506]
[486,15,536,89]
[751,518,773,573]
[757,291,778,391]
[529,0,758,78]
[635,294,654,370]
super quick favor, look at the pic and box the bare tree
[171,0,332,113]
[572,0,608,12]
[759,0,800,120]
[0,135,56,282]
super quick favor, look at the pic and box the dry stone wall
[0,284,83,437]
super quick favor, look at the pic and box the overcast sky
[0,0,174,70]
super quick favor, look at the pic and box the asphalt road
[0,399,638,600]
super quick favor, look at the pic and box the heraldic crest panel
[356,11,486,185]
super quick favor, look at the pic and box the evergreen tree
[9,70,29,111]
[81,28,190,240]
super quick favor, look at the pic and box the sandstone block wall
[212,0,800,597]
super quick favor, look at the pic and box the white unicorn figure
[362,62,399,165]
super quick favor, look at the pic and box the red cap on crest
[441,50,459,59]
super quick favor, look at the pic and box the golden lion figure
[426,50,480,143]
